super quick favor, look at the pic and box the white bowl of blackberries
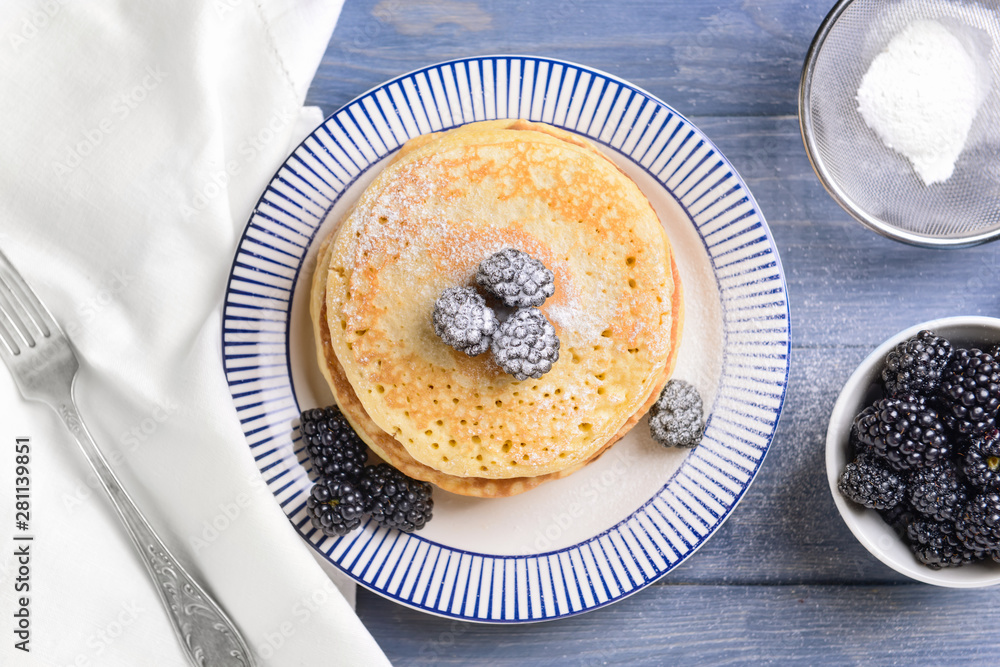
[826,316,1000,587]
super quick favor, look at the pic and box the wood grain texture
[698,117,1000,349]
[359,584,1000,665]
[306,0,830,117]
[305,0,1000,661]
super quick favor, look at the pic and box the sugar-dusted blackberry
[838,453,907,510]
[357,463,433,533]
[909,460,967,522]
[881,330,953,398]
[854,394,950,471]
[963,429,1000,490]
[476,248,555,308]
[906,518,983,569]
[306,476,367,537]
[300,406,367,482]
[490,307,559,380]
[649,379,704,449]
[957,491,1000,552]
[433,286,499,356]
[938,348,1000,436]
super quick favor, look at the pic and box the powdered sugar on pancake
[323,123,680,480]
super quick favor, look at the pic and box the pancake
[310,231,684,497]
[318,119,681,482]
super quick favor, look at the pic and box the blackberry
[957,491,1000,551]
[909,460,967,522]
[490,308,559,380]
[358,463,433,533]
[306,476,367,537]
[476,248,555,308]
[433,287,499,356]
[906,518,983,569]
[879,502,918,540]
[838,453,907,510]
[938,348,1000,436]
[300,406,367,482]
[648,379,704,449]
[854,394,950,471]
[881,330,953,397]
[849,405,876,459]
[963,429,1000,490]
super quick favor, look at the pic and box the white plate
[222,56,790,622]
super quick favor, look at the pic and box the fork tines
[0,250,55,356]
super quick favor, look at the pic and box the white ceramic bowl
[826,316,1000,586]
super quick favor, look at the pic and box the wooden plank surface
[308,0,831,117]
[306,0,1000,662]
[358,584,999,666]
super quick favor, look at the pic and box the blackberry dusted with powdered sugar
[433,286,499,356]
[476,248,555,308]
[649,379,704,449]
[491,307,560,380]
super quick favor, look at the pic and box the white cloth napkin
[0,1,390,665]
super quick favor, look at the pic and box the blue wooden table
[307,1,1000,663]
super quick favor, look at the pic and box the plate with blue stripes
[222,56,789,622]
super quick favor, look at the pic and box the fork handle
[57,393,257,667]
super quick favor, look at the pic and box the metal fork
[0,249,255,667]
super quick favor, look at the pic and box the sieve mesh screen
[802,0,1000,243]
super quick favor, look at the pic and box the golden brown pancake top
[322,121,680,479]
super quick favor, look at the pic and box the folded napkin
[0,1,389,664]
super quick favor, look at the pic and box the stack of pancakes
[310,120,683,498]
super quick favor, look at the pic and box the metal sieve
[799,0,1000,247]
